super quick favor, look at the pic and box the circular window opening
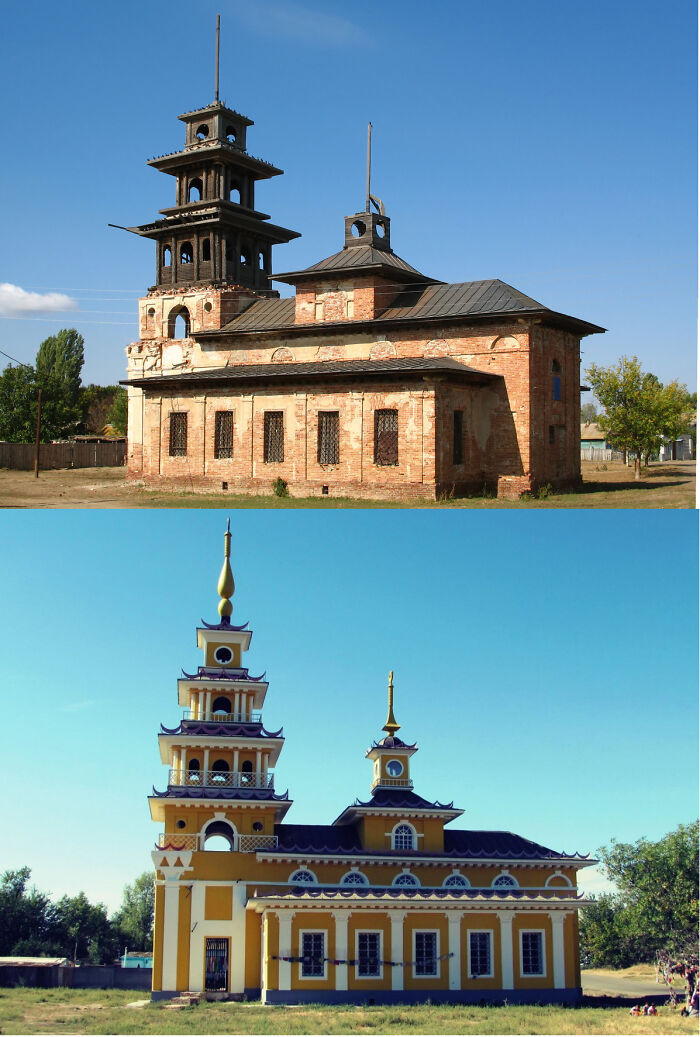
[176,819,186,830]
[376,222,386,238]
[252,821,264,832]
[204,301,213,312]
[386,759,403,777]
[196,124,209,140]
[214,645,234,665]
[225,126,237,143]
[351,220,366,238]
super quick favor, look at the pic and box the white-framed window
[544,871,573,888]
[289,868,317,885]
[392,872,420,887]
[392,822,416,850]
[492,873,519,889]
[356,930,382,979]
[467,929,493,978]
[339,870,369,886]
[386,759,404,777]
[443,873,470,888]
[299,930,326,979]
[413,929,439,977]
[520,930,546,977]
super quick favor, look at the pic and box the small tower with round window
[365,671,418,792]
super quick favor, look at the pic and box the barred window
[521,931,544,975]
[374,409,398,465]
[300,932,325,977]
[393,824,415,851]
[469,931,492,977]
[357,932,381,977]
[317,411,339,465]
[453,410,464,464]
[214,411,233,459]
[414,931,438,977]
[264,411,284,462]
[169,412,187,456]
[493,874,518,888]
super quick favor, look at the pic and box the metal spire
[217,518,235,620]
[365,122,372,213]
[382,669,400,737]
[215,13,221,103]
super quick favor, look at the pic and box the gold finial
[383,669,400,737]
[217,518,235,619]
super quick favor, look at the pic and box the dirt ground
[0,460,695,509]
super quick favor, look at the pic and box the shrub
[273,477,289,498]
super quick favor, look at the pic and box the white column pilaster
[550,912,566,989]
[233,748,240,780]
[162,882,181,991]
[205,690,212,717]
[188,882,206,991]
[334,911,349,991]
[203,747,210,775]
[261,912,270,1001]
[277,911,294,991]
[230,883,246,993]
[234,691,240,718]
[447,913,461,990]
[255,749,262,785]
[389,910,404,991]
[498,913,514,989]
[179,747,187,783]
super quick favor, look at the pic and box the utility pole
[34,388,42,477]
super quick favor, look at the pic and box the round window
[214,645,233,665]
[386,759,403,777]
[252,821,263,832]
[176,819,186,830]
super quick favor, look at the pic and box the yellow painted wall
[176,887,192,991]
[347,912,392,991]
[290,912,336,991]
[151,884,165,991]
[403,914,449,990]
[205,641,241,667]
[244,910,262,990]
[461,912,502,988]
[205,885,233,920]
[264,913,279,992]
[511,914,553,988]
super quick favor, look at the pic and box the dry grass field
[0,987,697,1036]
[0,460,694,509]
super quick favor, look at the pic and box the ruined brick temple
[121,92,604,500]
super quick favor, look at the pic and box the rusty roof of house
[272,244,433,285]
[580,422,606,440]
[123,357,502,392]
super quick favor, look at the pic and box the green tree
[0,867,55,955]
[51,891,119,964]
[34,328,85,440]
[79,384,121,434]
[0,364,38,442]
[580,402,600,425]
[586,356,667,479]
[656,381,694,460]
[580,822,699,967]
[106,386,128,435]
[112,872,154,951]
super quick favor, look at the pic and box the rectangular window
[357,932,381,978]
[453,410,464,464]
[300,931,325,978]
[315,301,324,320]
[521,931,545,976]
[263,411,284,463]
[468,931,493,978]
[204,937,229,991]
[374,409,399,466]
[214,411,233,459]
[553,375,562,401]
[168,412,187,456]
[414,931,438,977]
[317,411,340,465]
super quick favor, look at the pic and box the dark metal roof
[272,245,434,286]
[357,788,453,811]
[180,666,266,682]
[220,297,295,331]
[370,735,417,750]
[159,720,283,739]
[153,785,290,802]
[199,618,250,631]
[124,357,501,392]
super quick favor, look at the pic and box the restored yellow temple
[149,526,594,1004]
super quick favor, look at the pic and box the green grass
[0,988,697,1035]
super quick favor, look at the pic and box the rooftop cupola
[365,671,418,792]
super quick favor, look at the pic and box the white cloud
[235,0,368,46]
[577,865,617,897]
[0,283,78,317]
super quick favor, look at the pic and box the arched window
[289,869,316,884]
[339,870,369,886]
[162,246,172,267]
[179,242,193,264]
[168,306,190,339]
[392,872,419,887]
[240,246,251,267]
[258,250,265,270]
[202,238,211,262]
[545,872,573,888]
[188,758,201,784]
[241,759,253,785]
[195,124,209,140]
[225,125,237,143]
[443,873,470,888]
[492,874,519,889]
[392,823,416,851]
[188,179,203,203]
[552,359,562,401]
[229,183,241,204]
[202,819,236,851]
[212,696,231,715]
[211,759,230,784]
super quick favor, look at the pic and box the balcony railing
[183,710,262,724]
[157,832,278,852]
[370,776,414,790]
[168,768,274,790]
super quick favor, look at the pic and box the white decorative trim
[519,928,547,979]
[288,867,318,885]
[298,929,328,981]
[466,928,494,979]
[412,928,439,979]
[392,869,421,888]
[355,928,383,981]
[545,870,573,888]
[390,820,417,851]
[443,871,470,888]
[498,914,514,989]
[549,912,566,988]
[339,868,369,886]
[492,870,519,889]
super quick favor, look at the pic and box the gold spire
[217,518,235,619]
[382,669,400,737]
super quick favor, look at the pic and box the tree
[106,386,128,435]
[112,872,154,951]
[0,364,38,442]
[656,381,694,460]
[0,867,55,955]
[585,357,689,479]
[51,891,119,964]
[580,402,600,425]
[34,328,85,440]
[80,384,121,434]
[580,822,699,967]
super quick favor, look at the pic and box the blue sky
[1,510,697,911]
[0,0,695,393]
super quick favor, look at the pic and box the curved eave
[246,890,592,912]
[333,805,464,825]
[256,849,597,868]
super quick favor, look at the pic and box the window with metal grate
[169,412,188,456]
[214,411,233,459]
[357,932,381,977]
[469,931,492,976]
[264,411,284,462]
[317,411,339,465]
[374,409,398,465]
[414,931,438,976]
